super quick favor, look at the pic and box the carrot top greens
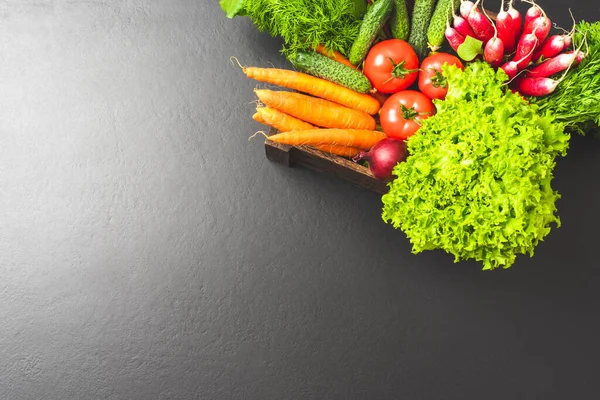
[532,21,600,136]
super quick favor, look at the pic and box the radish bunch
[446,0,585,96]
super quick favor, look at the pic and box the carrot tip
[230,56,246,71]
[248,130,269,142]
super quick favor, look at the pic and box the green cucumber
[427,0,459,51]
[408,0,437,59]
[348,0,394,66]
[390,0,410,40]
[292,51,373,94]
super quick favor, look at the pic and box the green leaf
[457,36,483,62]
[220,0,245,18]
[350,0,368,19]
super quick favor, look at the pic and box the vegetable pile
[221,0,600,270]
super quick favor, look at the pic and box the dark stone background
[1,1,599,399]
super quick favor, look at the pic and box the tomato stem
[382,58,419,84]
[429,69,448,89]
[400,104,432,121]
[400,104,418,120]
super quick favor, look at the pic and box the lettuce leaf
[382,62,570,270]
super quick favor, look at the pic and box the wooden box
[264,137,388,195]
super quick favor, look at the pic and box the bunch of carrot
[237,53,388,158]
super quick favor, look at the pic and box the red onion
[353,138,407,181]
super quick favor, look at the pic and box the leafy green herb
[382,62,569,270]
[220,0,245,19]
[219,0,364,58]
[532,21,600,136]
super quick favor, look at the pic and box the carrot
[268,129,387,150]
[253,106,315,131]
[313,44,359,70]
[306,144,362,158]
[253,107,361,157]
[243,67,380,115]
[254,89,377,130]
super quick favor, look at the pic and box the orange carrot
[244,68,380,115]
[306,144,362,158]
[254,90,376,130]
[253,107,361,157]
[254,106,315,132]
[268,129,387,150]
[313,44,359,70]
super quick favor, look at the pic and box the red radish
[532,34,571,63]
[460,0,475,20]
[526,50,585,77]
[353,138,407,181]
[500,60,520,80]
[467,0,495,43]
[496,0,516,54]
[515,53,577,96]
[484,37,505,68]
[514,76,559,96]
[453,10,476,39]
[507,0,522,41]
[523,16,551,45]
[483,10,505,68]
[523,0,542,28]
[500,45,537,80]
[531,13,576,62]
[513,28,539,69]
[445,20,466,52]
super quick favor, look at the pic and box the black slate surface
[1,1,600,399]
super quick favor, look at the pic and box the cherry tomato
[418,53,464,100]
[363,39,419,94]
[380,90,436,140]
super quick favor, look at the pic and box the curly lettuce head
[382,62,570,270]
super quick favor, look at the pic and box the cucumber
[408,0,437,59]
[292,51,373,94]
[427,0,459,51]
[390,0,410,40]
[348,0,394,66]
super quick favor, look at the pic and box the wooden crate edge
[264,139,388,195]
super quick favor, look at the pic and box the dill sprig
[222,0,364,58]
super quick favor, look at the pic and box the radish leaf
[457,36,483,61]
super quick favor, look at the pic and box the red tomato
[380,90,436,140]
[418,53,464,100]
[363,39,419,94]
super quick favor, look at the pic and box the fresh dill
[220,0,365,58]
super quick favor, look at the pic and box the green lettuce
[382,62,570,270]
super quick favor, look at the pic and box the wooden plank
[264,140,388,195]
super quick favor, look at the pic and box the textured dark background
[1,1,599,399]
